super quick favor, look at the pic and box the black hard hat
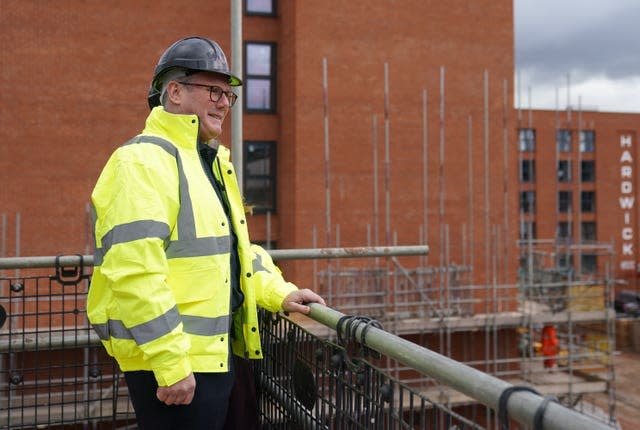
[151,36,242,94]
[147,85,161,110]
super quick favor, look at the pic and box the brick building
[2,0,637,289]
[1,0,517,285]
[516,108,639,289]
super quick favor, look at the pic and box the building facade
[516,109,639,290]
[1,0,518,290]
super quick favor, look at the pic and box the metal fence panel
[254,309,484,430]
[0,269,135,429]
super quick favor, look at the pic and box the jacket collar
[143,107,200,150]
[142,107,231,162]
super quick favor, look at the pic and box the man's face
[174,72,232,142]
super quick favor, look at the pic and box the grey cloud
[516,1,640,86]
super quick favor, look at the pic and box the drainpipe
[230,0,243,189]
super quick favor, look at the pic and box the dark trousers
[124,356,258,430]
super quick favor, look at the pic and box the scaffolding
[300,240,617,427]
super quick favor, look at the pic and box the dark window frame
[520,159,536,183]
[581,160,595,182]
[581,221,597,241]
[557,160,571,182]
[557,129,572,152]
[557,254,574,271]
[244,41,277,113]
[519,221,537,240]
[245,0,277,16]
[518,128,536,152]
[557,221,573,240]
[558,191,572,213]
[581,254,597,274]
[581,191,596,213]
[243,140,277,213]
[520,191,536,214]
[579,130,595,153]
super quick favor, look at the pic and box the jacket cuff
[271,281,299,311]
[153,357,192,387]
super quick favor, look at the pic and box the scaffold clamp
[336,314,383,360]
[54,254,85,286]
[498,385,558,430]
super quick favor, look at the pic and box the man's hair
[160,68,190,107]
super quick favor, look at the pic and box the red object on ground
[541,325,559,368]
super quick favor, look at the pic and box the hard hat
[151,36,242,96]
[147,85,161,110]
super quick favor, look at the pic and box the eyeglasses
[176,81,238,107]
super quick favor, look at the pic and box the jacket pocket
[167,264,219,304]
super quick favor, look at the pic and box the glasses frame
[176,81,238,107]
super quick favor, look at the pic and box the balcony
[0,247,617,429]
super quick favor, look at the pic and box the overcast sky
[514,0,640,113]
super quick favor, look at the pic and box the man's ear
[166,81,183,105]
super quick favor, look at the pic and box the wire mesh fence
[0,264,135,429]
[1,260,482,429]
[254,309,485,430]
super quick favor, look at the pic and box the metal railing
[255,309,483,429]
[0,247,616,429]
[305,304,613,430]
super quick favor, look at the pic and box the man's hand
[282,289,326,314]
[156,373,196,405]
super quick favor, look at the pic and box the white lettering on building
[619,134,636,271]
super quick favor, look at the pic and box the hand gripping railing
[306,304,613,430]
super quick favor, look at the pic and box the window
[557,160,571,182]
[519,221,536,240]
[557,254,574,271]
[581,161,595,182]
[581,222,596,241]
[581,254,597,274]
[558,191,572,213]
[557,221,572,240]
[518,128,536,152]
[246,0,276,15]
[520,159,536,183]
[243,141,276,212]
[579,130,595,152]
[245,42,277,112]
[520,191,536,214]
[557,129,572,152]
[581,191,596,213]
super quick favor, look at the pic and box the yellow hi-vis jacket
[88,107,297,387]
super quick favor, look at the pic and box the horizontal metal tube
[269,245,429,260]
[0,332,102,353]
[307,304,612,430]
[0,245,429,269]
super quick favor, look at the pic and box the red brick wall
[4,1,636,293]
[275,0,517,287]
[518,110,640,289]
[0,0,235,257]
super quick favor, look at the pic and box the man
[87,36,325,430]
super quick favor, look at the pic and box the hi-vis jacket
[88,107,297,387]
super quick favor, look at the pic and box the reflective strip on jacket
[88,107,297,387]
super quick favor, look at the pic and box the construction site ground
[585,348,640,429]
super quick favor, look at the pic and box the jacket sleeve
[249,244,298,312]
[92,144,191,386]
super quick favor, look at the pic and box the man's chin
[201,127,222,142]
